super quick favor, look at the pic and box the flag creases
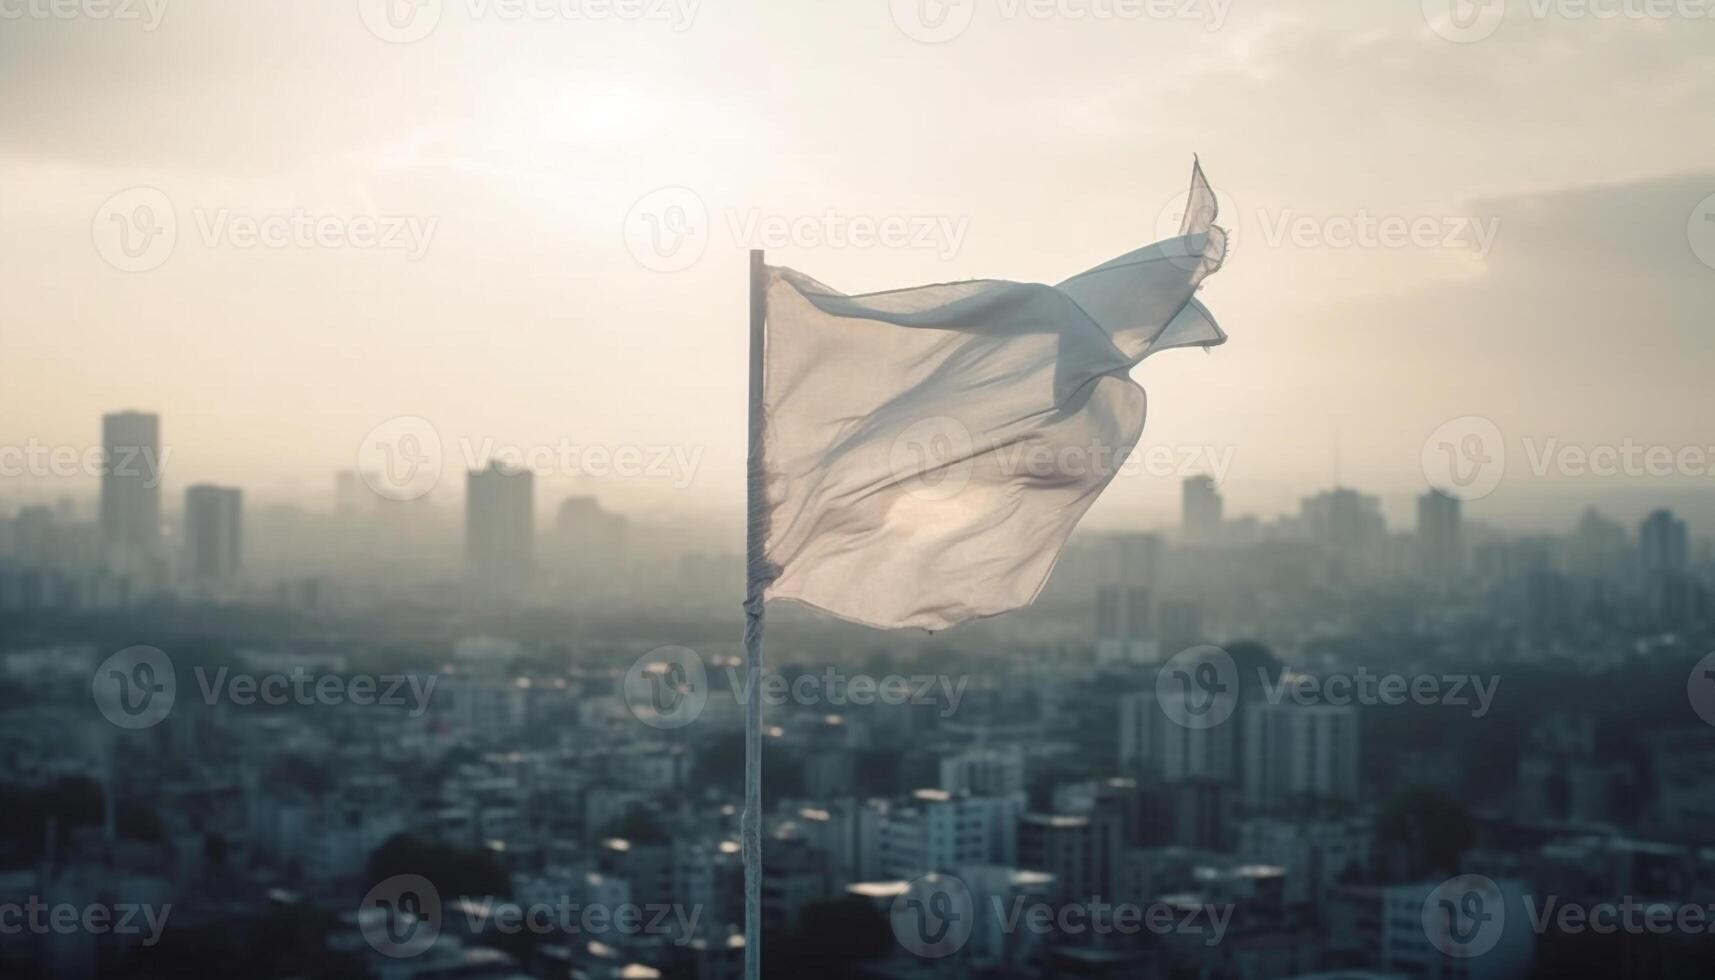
[754,161,1228,631]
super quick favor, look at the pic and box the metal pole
[742,248,767,980]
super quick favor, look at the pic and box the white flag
[754,161,1228,631]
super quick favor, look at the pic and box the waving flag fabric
[753,162,1228,630]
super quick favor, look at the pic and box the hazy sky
[2,0,1713,531]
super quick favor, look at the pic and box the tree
[1377,786,1477,878]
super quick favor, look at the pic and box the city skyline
[5,3,1715,530]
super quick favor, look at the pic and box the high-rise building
[183,485,242,581]
[465,463,534,584]
[1095,585,1157,663]
[100,411,161,564]
[1416,489,1462,580]
[877,789,1023,879]
[1182,475,1224,544]
[1301,487,1386,557]
[1017,810,1122,903]
[1119,688,1237,784]
[556,495,628,578]
[1242,697,1359,811]
[334,469,379,515]
[1639,508,1688,575]
[1568,508,1629,577]
[938,745,1026,796]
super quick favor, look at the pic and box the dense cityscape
[2,409,1712,979]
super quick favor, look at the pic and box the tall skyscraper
[1181,475,1224,544]
[183,485,243,581]
[1416,489,1462,580]
[1242,698,1359,810]
[466,463,534,583]
[1301,487,1386,559]
[1119,689,1237,784]
[1639,509,1689,575]
[1568,508,1629,576]
[557,495,628,575]
[100,411,162,564]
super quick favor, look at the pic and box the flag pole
[743,248,768,980]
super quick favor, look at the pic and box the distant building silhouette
[1639,508,1688,575]
[1095,585,1157,664]
[466,463,533,584]
[183,484,242,581]
[99,411,161,564]
[1416,489,1462,580]
[1182,474,1224,544]
[555,495,628,582]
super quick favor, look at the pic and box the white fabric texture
[756,162,1228,631]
